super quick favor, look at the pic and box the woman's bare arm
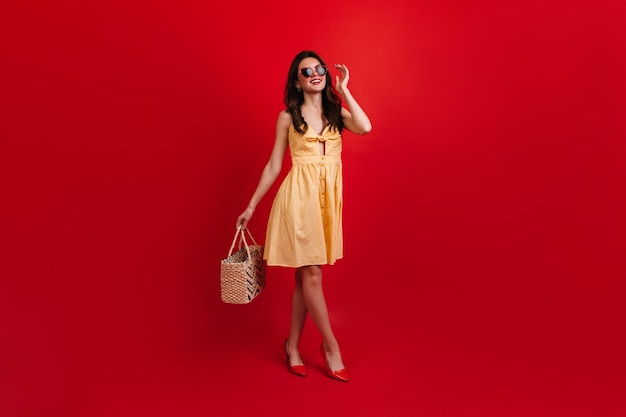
[236,111,291,230]
[334,64,372,135]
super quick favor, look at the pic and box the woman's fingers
[334,63,349,74]
[334,64,349,88]
[236,215,249,230]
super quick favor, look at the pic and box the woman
[236,50,371,382]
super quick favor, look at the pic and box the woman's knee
[298,265,322,286]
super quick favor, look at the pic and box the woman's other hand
[236,207,254,230]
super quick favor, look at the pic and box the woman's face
[295,57,327,93]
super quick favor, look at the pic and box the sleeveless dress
[264,123,343,267]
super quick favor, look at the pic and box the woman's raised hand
[334,64,350,97]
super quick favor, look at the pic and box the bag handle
[227,226,259,259]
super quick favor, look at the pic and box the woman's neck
[301,91,323,111]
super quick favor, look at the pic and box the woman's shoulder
[278,110,292,122]
[277,110,293,130]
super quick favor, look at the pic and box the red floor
[3,259,623,417]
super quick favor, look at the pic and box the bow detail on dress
[304,127,341,143]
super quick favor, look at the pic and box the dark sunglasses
[299,65,328,78]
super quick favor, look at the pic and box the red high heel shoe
[285,339,307,377]
[319,343,350,382]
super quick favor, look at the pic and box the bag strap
[243,227,259,246]
[227,226,252,260]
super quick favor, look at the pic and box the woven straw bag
[220,226,267,304]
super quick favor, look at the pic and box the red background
[2,1,625,416]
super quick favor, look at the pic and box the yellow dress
[264,123,343,267]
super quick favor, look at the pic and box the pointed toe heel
[285,339,307,377]
[319,343,349,382]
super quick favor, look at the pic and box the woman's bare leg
[299,265,346,371]
[286,269,307,366]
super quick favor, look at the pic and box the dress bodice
[288,124,342,160]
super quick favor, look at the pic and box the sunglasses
[299,65,328,78]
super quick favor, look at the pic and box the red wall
[2,0,625,415]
